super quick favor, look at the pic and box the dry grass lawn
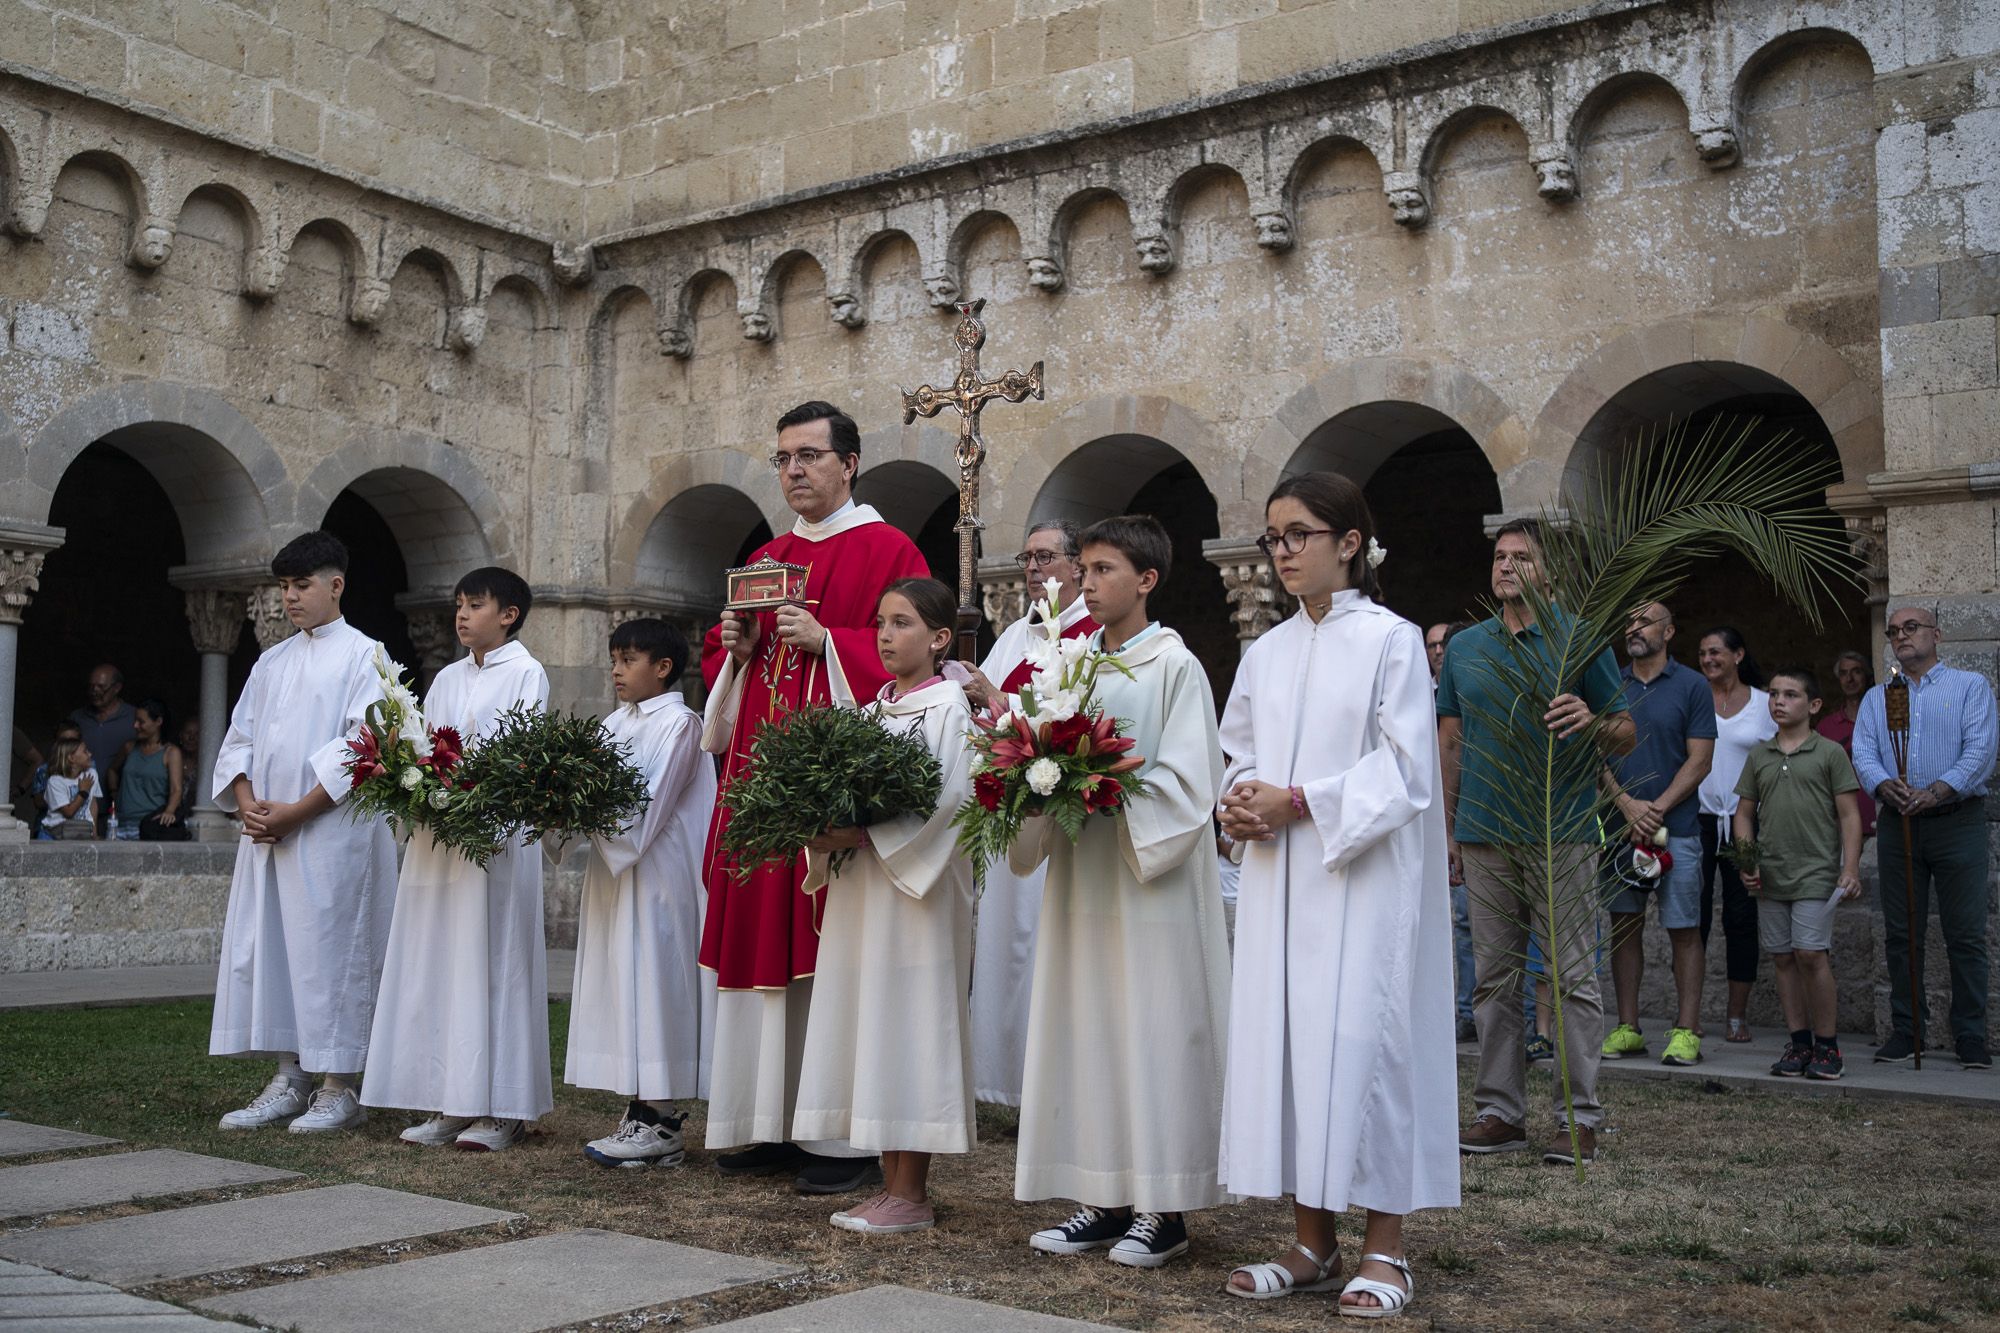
[3,1000,1995,1330]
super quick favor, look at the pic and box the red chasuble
[699,517,928,990]
[998,612,1100,693]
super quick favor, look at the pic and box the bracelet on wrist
[1289,786,1307,819]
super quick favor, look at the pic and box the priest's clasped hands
[719,603,830,662]
[1219,780,1304,842]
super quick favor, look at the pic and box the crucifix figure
[901,298,1045,660]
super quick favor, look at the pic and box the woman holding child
[1217,473,1460,1318]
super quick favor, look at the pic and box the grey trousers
[1464,842,1605,1129]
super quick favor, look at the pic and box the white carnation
[1025,757,1062,796]
[398,766,424,791]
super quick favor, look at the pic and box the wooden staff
[1883,672,1921,1070]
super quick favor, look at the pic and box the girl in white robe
[1218,473,1459,1319]
[566,618,719,1168]
[362,571,553,1152]
[793,578,977,1235]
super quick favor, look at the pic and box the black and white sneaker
[1107,1212,1189,1268]
[585,1105,687,1169]
[1029,1205,1133,1255]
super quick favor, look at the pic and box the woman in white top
[1694,626,1776,1043]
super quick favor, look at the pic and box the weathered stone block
[1881,263,1942,327]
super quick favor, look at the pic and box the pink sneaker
[831,1191,936,1234]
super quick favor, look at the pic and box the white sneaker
[584,1115,685,1169]
[400,1113,477,1147]
[218,1076,309,1131]
[454,1117,526,1152]
[288,1085,367,1134]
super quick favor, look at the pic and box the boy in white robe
[362,567,553,1152]
[1012,515,1232,1269]
[566,618,718,1168]
[1218,474,1459,1317]
[210,530,398,1135]
[794,578,978,1234]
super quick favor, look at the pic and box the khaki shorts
[1757,894,1837,953]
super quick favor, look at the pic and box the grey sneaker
[218,1076,310,1131]
[288,1085,367,1134]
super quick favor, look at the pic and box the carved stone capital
[657,323,693,358]
[247,584,295,649]
[1024,254,1065,292]
[349,276,392,327]
[1205,540,1289,642]
[1133,231,1176,274]
[1530,142,1578,202]
[1690,112,1739,168]
[551,240,595,286]
[127,216,175,270]
[183,587,248,655]
[977,560,1028,629]
[242,244,288,300]
[1252,209,1295,252]
[1384,171,1430,228]
[827,290,867,328]
[7,182,51,239]
[403,608,459,670]
[739,306,774,342]
[0,547,49,626]
[447,303,488,352]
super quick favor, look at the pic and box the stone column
[180,587,247,841]
[0,525,64,842]
[247,584,294,651]
[1203,539,1288,655]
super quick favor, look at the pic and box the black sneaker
[1525,1033,1555,1063]
[1107,1212,1189,1268]
[1806,1045,1844,1081]
[1029,1204,1133,1255]
[1770,1042,1810,1077]
[715,1141,806,1176]
[1873,1033,1916,1063]
[1958,1037,1993,1070]
[793,1153,882,1195]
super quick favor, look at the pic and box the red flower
[974,770,1005,812]
[1088,711,1135,756]
[1081,774,1123,813]
[346,729,383,789]
[429,726,465,774]
[1045,714,1091,752]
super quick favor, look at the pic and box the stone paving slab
[0,1320,230,1332]
[0,1272,120,1294]
[0,1183,523,1284]
[711,1286,1125,1331]
[0,1119,120,1158]
[196,1228,799,1332]
[0,1149,298,1219]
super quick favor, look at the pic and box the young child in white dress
[792,577,977,1234]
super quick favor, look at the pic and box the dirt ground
[4,1001,1995,1331]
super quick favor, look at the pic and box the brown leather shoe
[1543,1124,1597,1165]
[1458,1115,1528,1154]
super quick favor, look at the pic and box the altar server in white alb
[363,567,553,1152]
[794,578,979,1235]
[209,530,398,1135]
[1217,472,1459,1319]
[566,617,718,1169]
[962,520,1098,1107]
[1013,515,1232,1270]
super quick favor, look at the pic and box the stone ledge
[0,843,239,877]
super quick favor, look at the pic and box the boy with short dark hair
[210,530,399,1134]
[565,618,719,1168]
[363,566,553,1151]
[1012,514,1232,1268]
[1733,667,1861,1081]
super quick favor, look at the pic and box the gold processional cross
[900,298,1044,661]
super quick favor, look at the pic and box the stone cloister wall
[0,0,1995,1035]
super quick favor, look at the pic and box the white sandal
[1338,1252,1413,1319]
[1227,1242,1340,1300]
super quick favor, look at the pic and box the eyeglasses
[1884,620,1937,639]
[1256,528,1336,557]
[769,448,834,472]
[1014,549,1074,569]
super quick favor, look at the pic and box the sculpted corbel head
[923,271,960,307]
[447,303,488,352]
[1252,210,1294,252]
[1530,144,1578,202]
[1025,255,1065,292]
[827,291,866,328]
[1383,172,1430,228]
[128,217,175,270]
[550,240,594,286]
[740,308,774,342]
[1133,232,1176,274]
[349,276,392,327]
[242,244,288,300]
[1692,114,1740,168]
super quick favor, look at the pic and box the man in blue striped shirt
[1852,607,1997,1069]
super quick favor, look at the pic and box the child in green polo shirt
[1732,667,1862,1081]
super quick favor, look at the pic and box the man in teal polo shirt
[1438,520,1634,1166]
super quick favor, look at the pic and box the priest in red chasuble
[698,400,928,1191]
